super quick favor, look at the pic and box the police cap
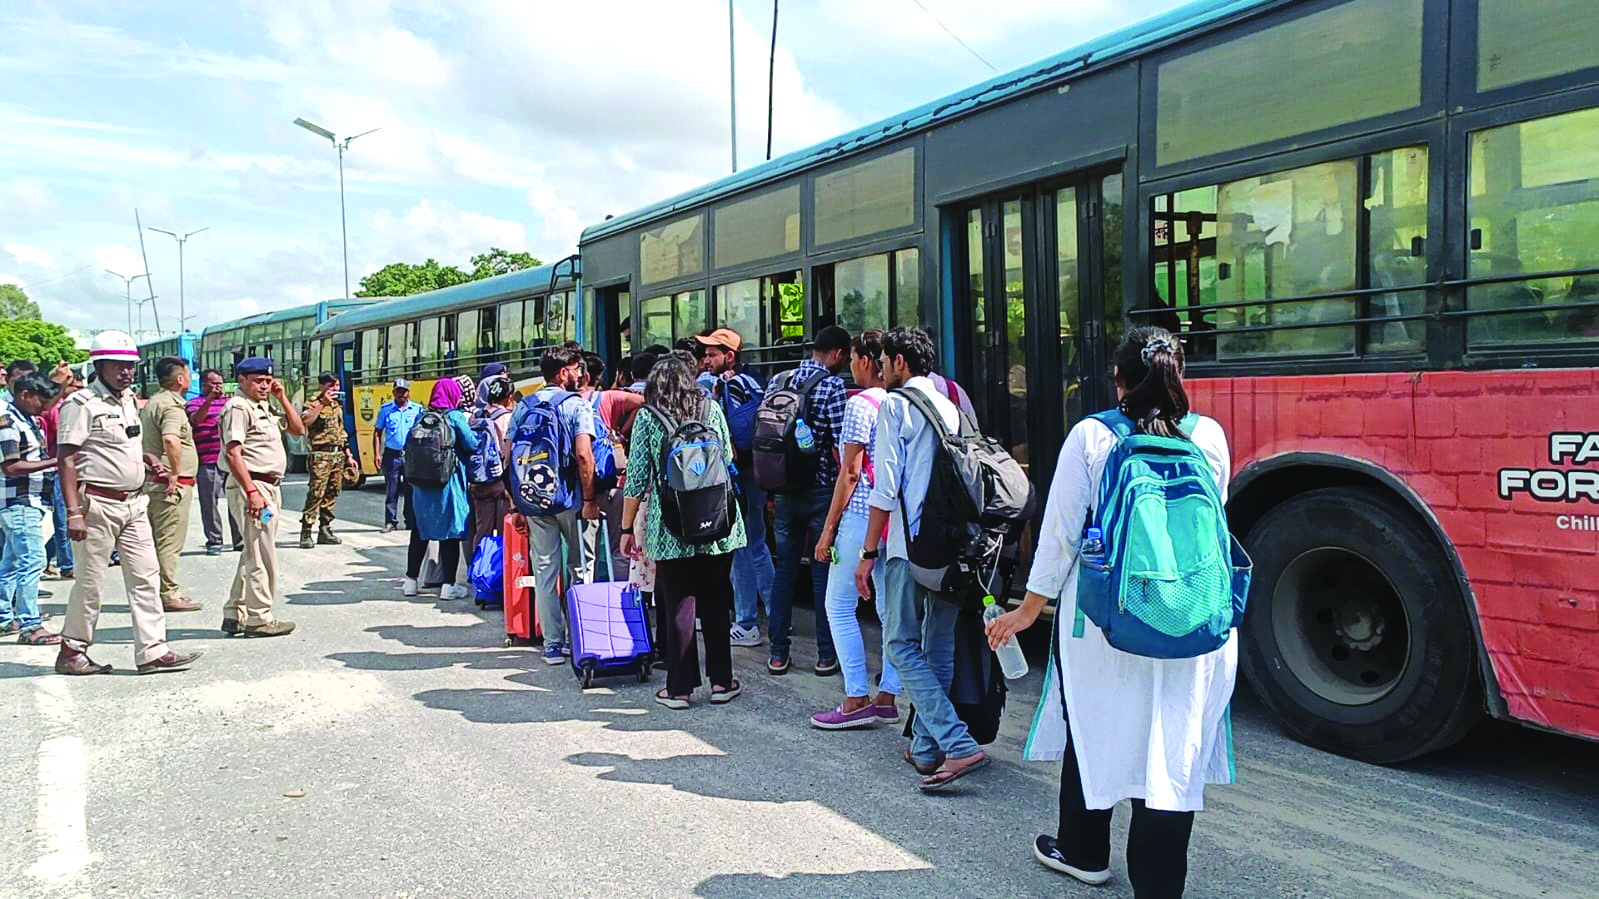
[236,357,274,377]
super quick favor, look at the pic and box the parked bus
[308,259,580,477]
[194,298,373,469]
[135,332,201,400]
[572,0,1599,762]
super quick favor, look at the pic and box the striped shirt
[186,394,228,465]
[840,388,885,520]
[0,401,50,510]
[785,359,847,487]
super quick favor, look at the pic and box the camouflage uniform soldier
[299,372,351,549]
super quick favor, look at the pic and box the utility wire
[4,262,96,289]
[908,0,998,73]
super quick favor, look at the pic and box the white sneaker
[402,577,418,597]
[730,625,762,647]
[452,585,472,600]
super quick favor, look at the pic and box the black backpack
[895,386,1035,606]
[646,402,737,545]
[751,368,828,494]
[404,410,457,488]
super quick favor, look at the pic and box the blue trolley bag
[565,521,653,688]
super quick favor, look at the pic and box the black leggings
[654,554,734,697]
[406,531,461,582]
[1058,719,1195,898]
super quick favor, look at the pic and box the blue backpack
[590,392,620,492]
[466,407,509,486]
[1075,410,1252,659]
[718,371,764,453]
[509,390,578,516]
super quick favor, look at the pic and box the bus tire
[1239,486,1482,764]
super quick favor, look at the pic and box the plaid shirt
[787,359,847,487]
[0,401,50,510]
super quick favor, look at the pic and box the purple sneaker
[810,704,882,731]
[875,701,901,724]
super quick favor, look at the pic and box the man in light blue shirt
[856,327,987,790]
[510,347,598,664]
[372,379,420,532]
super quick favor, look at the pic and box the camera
[125,423,141,438]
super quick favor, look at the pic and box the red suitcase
[502,513,542,646]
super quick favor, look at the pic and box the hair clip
[1140,336,1176,364]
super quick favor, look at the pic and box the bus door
[592,283,631,368]
[950,172,1124,579]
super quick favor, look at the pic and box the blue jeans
[825,512,900,699]
[0,505,48,633]
[769,486,837,664]
[882,557,979,763]
[48,477,73,574]
[382,447,410,526]
[732,467,774,631]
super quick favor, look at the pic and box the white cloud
[364,199,527,273]
[4,243,54,269]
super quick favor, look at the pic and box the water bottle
[258,506,274,526]
[793,418,816,453]
[1081,525,1105,562]
[982,595,1030,680]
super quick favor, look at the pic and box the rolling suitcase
[566,523,653,688]
[502,513,542,646]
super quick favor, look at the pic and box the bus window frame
[1450,0,1599,111]
[1134,119,1446,378]
[807,143,923,255]
[1138,0,1448,181]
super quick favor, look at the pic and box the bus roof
[136,331,199,348]
[579,0,1272,243]
[310,259,579,337]
[208,297,373,333]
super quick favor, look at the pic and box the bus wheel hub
[1335,602,1384,651]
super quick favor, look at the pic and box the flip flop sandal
[709,679,742,704]
[919,754,991,792]
[18,629,63,646]
[903,747,942,777]
[655,689,691,710]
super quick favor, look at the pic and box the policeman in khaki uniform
[140,355,203,613]
[298,372,353,549]
[54,331,204,675]
[220,357,305,637]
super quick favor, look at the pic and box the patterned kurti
[622,401,746,561]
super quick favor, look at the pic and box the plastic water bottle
[258,506,274,526]
[982,595,1030,680]
[793,418,816,453]
[1081,526,1105,562]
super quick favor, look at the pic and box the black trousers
[406,531,461,583]
[655,554,734,697]
[1058,721,1195,898]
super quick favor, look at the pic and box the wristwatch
[620,526,635,535]
[859,547,880,560]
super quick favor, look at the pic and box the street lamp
[294,117,381,300]
[104,269,153,335]
[146,225,208,332]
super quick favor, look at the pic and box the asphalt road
[3,477,1596,898]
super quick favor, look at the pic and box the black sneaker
[1033,835,1111,885]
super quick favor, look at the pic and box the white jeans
[824,513,901,699]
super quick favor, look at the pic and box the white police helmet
[89,330,140,363]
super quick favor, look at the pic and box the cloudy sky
[2,0,1184,335]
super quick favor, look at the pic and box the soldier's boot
[298,525,315,549]
[318,524,342,546]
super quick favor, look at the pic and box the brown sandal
[919,752,991,792]
[18,628,63,646]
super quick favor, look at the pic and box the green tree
[470,248,540,279]
[0,319,86,366]
[355,259,471,298]
[0,284,41,321]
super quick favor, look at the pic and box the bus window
[714,184,801,268]
[418,317,441,375]
[776,278,806,343]
[896,248,921,328]
[478,305,498,357]
[814,148,916,246]
[458,310,479,370]
[1468,106,1599,346]
[1478,0,1599,93]
[640,214,705,285]
[1365,147,1428,353]
[499,301,523,365]
[674,290,707,340]
[523,296,546,350]
[640,295,673,347]
[564,291,578,343]
[715,279,763,349]
[385,322,409,377]
[361,329,380,379]
[441,313,458,369]
[832,254,890,335]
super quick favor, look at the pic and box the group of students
[394,320,1235,897]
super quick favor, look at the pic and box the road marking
[25,677,94,897]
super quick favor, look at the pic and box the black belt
[249,472,282,485]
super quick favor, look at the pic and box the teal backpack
[1075,410,1252,659]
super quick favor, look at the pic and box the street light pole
[147,226,208,332]
[104,269,152,336]
[294,118,381,299]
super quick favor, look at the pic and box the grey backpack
[645,402,736,545]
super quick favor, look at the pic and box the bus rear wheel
[1239,486,1482,764]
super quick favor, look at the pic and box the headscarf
[454,374,478,410]
[479,374,513,406]
[429,377,464,411]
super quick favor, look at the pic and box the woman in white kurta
[986,327,1235,898]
